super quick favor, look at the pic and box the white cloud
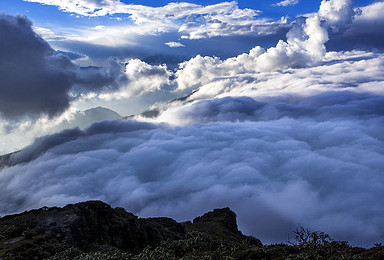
[23,0,121,16]
[274,0,300,7]
[318,0,355,32]
[153,51,384,125]
[24,0,290,42]
[172,0,356,91]
[98,59,173,100]
[356,2,384,22]
[0,106,81,154]
[33,26,61,41]
[165,42,185,48]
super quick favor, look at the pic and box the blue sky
[0,0,376,28]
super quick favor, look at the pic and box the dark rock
[187,207,262,246]
[0,201,185,259]
[1,201,379,260]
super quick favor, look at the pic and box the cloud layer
[1,113,384,246]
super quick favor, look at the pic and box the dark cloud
[54,50,85,60]
[74,61,128,94]
[0,13,129,120]
[327,26,384,51]
[0,13,76,119]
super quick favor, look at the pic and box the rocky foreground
[0,201,382,259]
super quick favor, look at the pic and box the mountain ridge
[0,201,382,259]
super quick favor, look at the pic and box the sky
[0,0,384,247]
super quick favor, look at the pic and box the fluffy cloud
[153,51,384,131]
[274,0,300,7]
[173,0,356,91]
[97,59,173,99]
[318,0,355,32]
[169,51,384,105]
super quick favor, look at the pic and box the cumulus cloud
[169,51,384,105]
[318,0,355,32]
[274,0,300,7]
[154,53,384,129]
[173,0,356,91]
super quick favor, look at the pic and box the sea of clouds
[0,0,384,246]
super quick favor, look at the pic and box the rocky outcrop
[0,201,251,259]
[0,201,186,259]
[0,201,383,260]
[186,207,262,246]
